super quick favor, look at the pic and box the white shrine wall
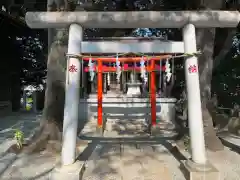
[78,96,177,130]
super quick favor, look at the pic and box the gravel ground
[81,119,240,180]
[82,142,240,180]
[0,112,42,145]
[1,113,240,180]
[208,148,240,180]
[0,112,59,180]
[82,143,180,180]
[81,121,185,180]
[0,152,60,180]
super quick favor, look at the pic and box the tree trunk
[7,31,68,154]
[6,0,136,154]
[196,27,224,151]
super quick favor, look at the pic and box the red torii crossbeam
[82,55,171,62]
[84,65,166,72]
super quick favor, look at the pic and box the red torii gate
[81,55,171,128]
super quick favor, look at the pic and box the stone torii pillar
[61,24,82,165]
[25,11,240,180]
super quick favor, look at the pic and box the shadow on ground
[0,112,59,180]
[0,112,42,143]
[78,130,187,179]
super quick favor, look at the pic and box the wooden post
[97,59,103,127]
[150,59,156,126]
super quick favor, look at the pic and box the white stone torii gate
[25,10,239,179]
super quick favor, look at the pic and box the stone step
[80,96,177,103]
[105,118,178,137]
[79,118,177,138]
[105,120,148,135]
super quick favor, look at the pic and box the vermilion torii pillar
[25,11,239,170]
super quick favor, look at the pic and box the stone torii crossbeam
[26,11,239,28]
[25,11,240,180]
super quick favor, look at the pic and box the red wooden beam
[84,65,166,72]
[97,59,103,127]
[82,55,171,62]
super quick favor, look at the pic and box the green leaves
[14,129,24,149]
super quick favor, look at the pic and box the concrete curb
[218,134,240,153]
[49,138,94,180]
[50,161,85,180]
[50,143,103,180]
